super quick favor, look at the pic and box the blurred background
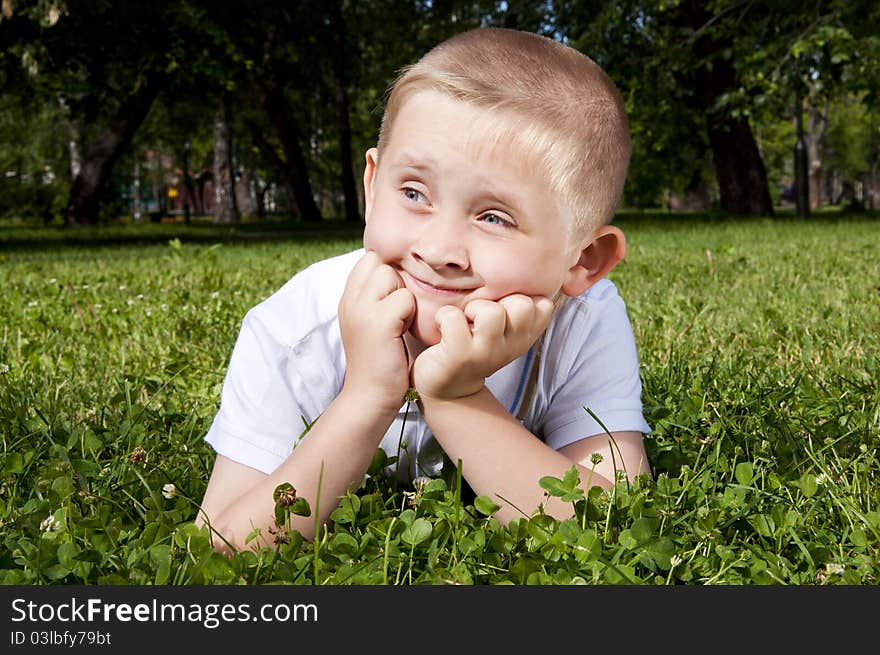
[0,0,877,228]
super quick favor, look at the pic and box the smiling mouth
[402,271,474,296]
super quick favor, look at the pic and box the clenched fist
[338,251,416,415]
[411,293,554,401]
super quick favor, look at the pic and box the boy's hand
[412,294,554,401]
[338,251,415,415]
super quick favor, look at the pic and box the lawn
[1,212,878,584]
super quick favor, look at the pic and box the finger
[381,287,416,335]
[532,296,555,330]
[464,299,506,339]
[367,263,405,300]
[497,294,538,336]
[344,250,383,296]
[435,305,471,349]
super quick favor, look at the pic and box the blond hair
[377,27,631,240]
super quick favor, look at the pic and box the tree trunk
[668,169,711,211]
[212,99,238,224]
[194,175,207,215]
[805,90,827,210]
[684,4,774,217]
[259,84,322,223]
[132,157,142,222]
[150,150,163,220]
[329,0,360,223]
[56,93,82,179]
[64,74,164,226]
[250,125,301,219]
[236,167,259,218]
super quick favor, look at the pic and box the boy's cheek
[409,304,442,347]
[363,238,397,268]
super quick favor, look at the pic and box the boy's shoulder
[244,248,364,344]
[565,277,624,311]
[548,277,631,343]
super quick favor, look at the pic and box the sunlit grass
[0,213,877,584]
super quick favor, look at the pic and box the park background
[0,1,878,585]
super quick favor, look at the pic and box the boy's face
[363,90,585,347]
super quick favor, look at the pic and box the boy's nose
[411,216,469,271]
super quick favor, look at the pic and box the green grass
[0,213,878,584]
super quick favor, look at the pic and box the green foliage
[825,92,878,181]
[3,1,878,221]
[0,95,69,222]
[0,216,878,584]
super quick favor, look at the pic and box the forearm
[211,390,396,550]
[420,387,614,525]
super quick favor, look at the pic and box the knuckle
[480,303,504,323]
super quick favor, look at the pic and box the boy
[196,27,651,552]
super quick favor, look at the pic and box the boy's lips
[401,270,475,297]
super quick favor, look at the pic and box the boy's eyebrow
[391,150,529,215]
[390,151,438,172]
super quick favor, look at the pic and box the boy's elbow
[198,509,253,557]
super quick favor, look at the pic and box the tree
[561,0,776,215]
[212,97,238,224]
[0,2,204,225]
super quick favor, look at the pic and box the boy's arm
[419,389,649,524]
[196,251,415,552]
[196,390,401,551]
[413,293,649,524]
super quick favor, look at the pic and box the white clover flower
[137,293,144,300]
[94,303,102,309]
[670,555,683,568]
[127,299,135,306]
[412,476,432,490]
[161,304,168,311]
[40,515,61,532]
[119,285,127,291]
[815,473,828,486]
[28,301,38,307]
[48,277,57,284]
[145,309,152,317]
[210,291,220,299]
[0,363,9,374]
[162,483,177,500]
[826,563,844,576]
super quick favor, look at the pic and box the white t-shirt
[204,248,651,482]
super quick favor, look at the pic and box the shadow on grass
[615,206,880,225]
[0,217,366,252]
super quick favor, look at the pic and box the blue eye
[402,187,427,204]
[479,212,513,229]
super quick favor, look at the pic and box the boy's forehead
[398,148,524,195]
[385,92,543,183]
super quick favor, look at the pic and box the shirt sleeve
[537,281,651,451]
[203,252,357,474]
[203,309,312,474]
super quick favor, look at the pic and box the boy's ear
[561,225,627,297]
[363,147,379,223]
